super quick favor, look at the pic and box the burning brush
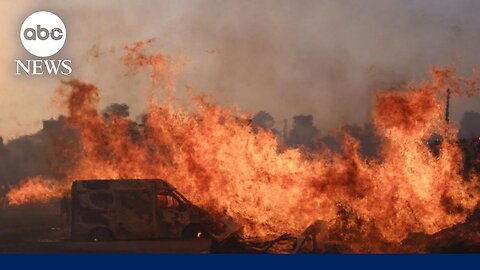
[5,40,480,253]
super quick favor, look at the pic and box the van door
[116,189,155,240]
[155,192,188,237]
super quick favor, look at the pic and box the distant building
[42,116,66,133]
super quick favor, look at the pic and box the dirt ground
[2,204,480,253]
[0,204,211,253]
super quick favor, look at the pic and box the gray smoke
[459,111,480,139]
[3,0,480,139]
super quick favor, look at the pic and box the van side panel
[71,180,156,241]
[115,189,155,240]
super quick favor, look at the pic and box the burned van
[71,179,220,241]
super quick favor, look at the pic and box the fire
[6,177,66,206]
[5,41,480,243]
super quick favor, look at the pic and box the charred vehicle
[71,179,236,242]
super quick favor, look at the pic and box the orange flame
[6,177,66,206]
[5,41,480,243]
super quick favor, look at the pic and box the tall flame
[5,41,480,243]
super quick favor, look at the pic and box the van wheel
[90,228,114,242]
[182,224,205,239]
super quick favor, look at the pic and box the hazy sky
[1,0,480,140]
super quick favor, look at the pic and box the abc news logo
[23,25,64,41]
[16,11,72,75]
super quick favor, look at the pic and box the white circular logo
[20,11,66,57]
